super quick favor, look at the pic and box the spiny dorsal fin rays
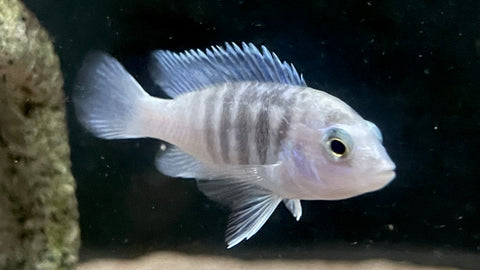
[149,42,306,98]
[231,43,260,81]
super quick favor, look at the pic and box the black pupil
[330,139,346,155]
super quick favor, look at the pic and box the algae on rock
[0,0,80,269]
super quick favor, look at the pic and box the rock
[0,0,79,269]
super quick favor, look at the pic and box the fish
[73,42,396,248]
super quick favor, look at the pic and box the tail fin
[73,52,151,139]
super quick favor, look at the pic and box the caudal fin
[73,52,150,139]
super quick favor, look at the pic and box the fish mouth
[369,167,396,191]
[379,169,396,180]
[377,161,396,181]
[364,169,395,193]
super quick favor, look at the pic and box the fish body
[74,42,396,248]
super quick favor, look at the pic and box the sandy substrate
[78,251,465,270]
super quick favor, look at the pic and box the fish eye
[328,138,347,157]
[324,128,353,160]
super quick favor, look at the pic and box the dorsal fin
[149,42,306,98]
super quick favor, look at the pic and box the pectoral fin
[157,146,283,248]
[283,199,302,221]
[198,179,281,248]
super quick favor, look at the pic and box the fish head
[285,90,396,200]
[315,121,396,198]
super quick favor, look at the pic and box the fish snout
[374,158,396,184]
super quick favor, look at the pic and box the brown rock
[0,0,79,269]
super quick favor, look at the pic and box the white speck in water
[100,155,105,160]
[160,143,167,151]
[418,54,423,58]
[424,68,430,75]
[433,125,438,130]
[387,224,394,231]
[105,16,112,27]
[366,1,372,6]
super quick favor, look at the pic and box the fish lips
[370,167,396,191]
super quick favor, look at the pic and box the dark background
[22,0,479,269]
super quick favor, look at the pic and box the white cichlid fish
[74,42,396,248]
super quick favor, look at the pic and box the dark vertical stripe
[204,90,218,162]
[274,88,298,154]
[255,88,278,164]
[235,84,257,164]
[275,119,289,149]
[219,87,235,163]
[255,109,269,164]
[256,84,295,163]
